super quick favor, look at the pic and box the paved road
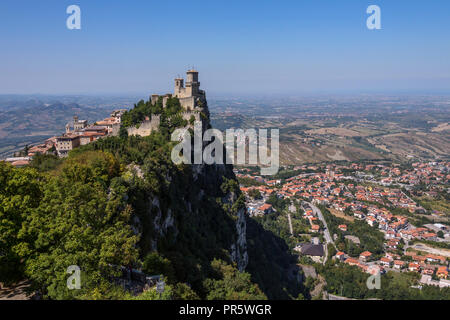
[309,202,333,245]
[327,293,356,300]
[411,243,450,258]
[305,202,334,264]
[288,204,295,236]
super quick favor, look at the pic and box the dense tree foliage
[203,259,266,300]
[266,194,290,212]
[254,212,296,249]
[0,163,41,284]
[29,153,62,172]
[120,99,155,129]
[237,177,265,187]
[17,151,140,299]
[142,252,176,283]
[67,134,245,299]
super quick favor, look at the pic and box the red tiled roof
[11,160,29,167]
[258,204,272,211]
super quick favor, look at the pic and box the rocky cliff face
[127,155,249,282]
[136,160,248,271]
[133,95,249,272]
[191,163,248,271]
[231,207,248,271]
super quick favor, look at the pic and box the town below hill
[236,160,450,299]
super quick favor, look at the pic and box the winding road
[306,202,335,264]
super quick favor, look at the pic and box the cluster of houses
[237,163,449,242]
[238,167,428,214]
[328,161,449,188]
[298,201,449,283]
[335,249,449,285]
[3,140,56,167]
[3,110,127,166]
[240,185,276,216]
[393,162,450,186]
[301,206,320,233]
[248,203,274,216]
[340,255,382,275]
[54,110,126,157]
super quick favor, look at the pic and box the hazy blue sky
[1,0,449,95]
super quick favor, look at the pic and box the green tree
[328,244,337,258]
[0,163,41,283]
[17,151,139,299]
[29,153,61,172]
[248,189,262,200]
[173,283,200,300]
[142,252,176,283]
[203,259,267,300]
[128,282,174,300]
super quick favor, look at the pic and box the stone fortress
[127,69,210,137]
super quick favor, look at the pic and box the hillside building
[56,134,80,157]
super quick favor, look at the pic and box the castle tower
[186,69,199,83]
[168,69,207,110]
[185,69,200,96]
[73,115,87,131]
[174,78,185,97]
[175,77,184,88]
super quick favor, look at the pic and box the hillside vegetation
[0,97,304,300]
